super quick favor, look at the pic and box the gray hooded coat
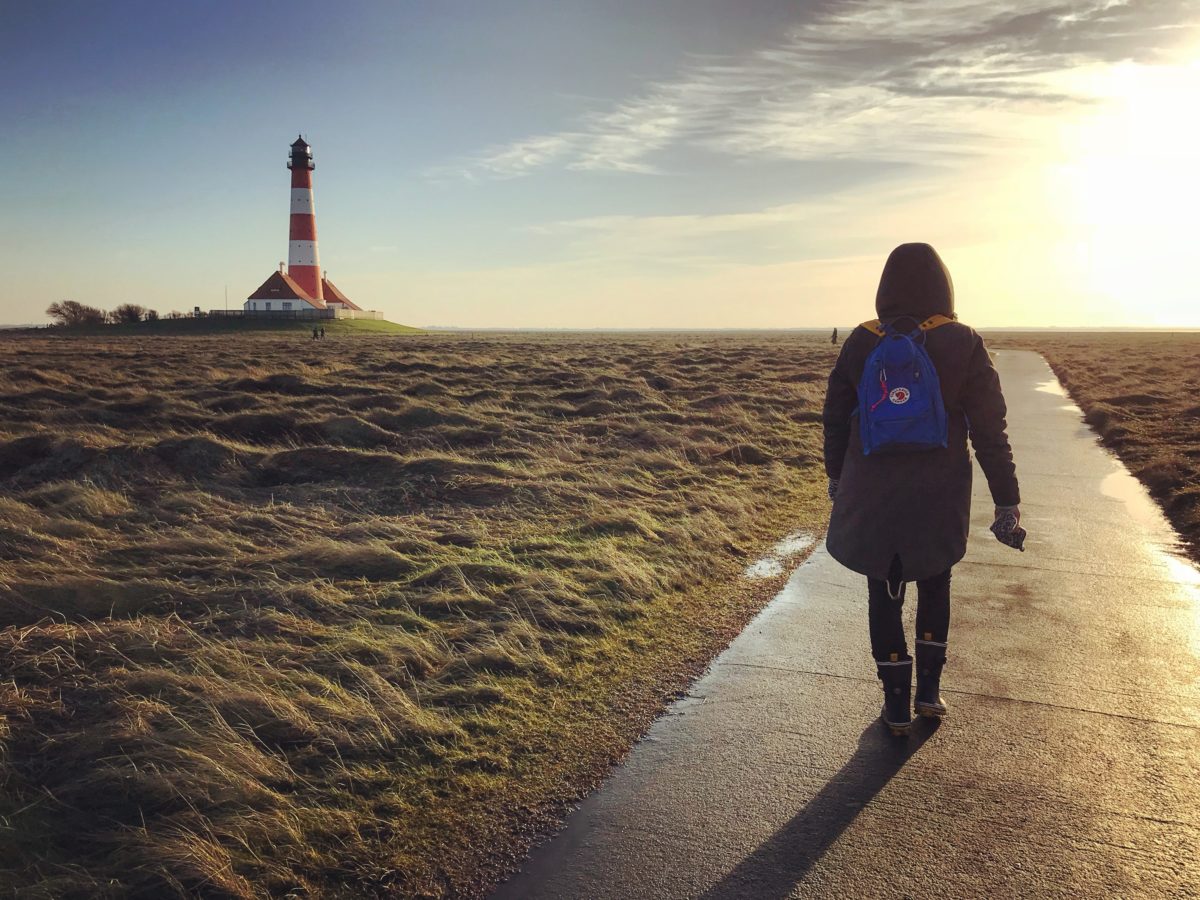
[823,244,1020,582]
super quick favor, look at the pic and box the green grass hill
[23,317,423,336]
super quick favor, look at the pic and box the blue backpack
[856,315,951,455]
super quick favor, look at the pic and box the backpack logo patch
[889,387,911,405]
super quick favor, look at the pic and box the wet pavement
[492,350,1200,899]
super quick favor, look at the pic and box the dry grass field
[0,331,832,898]
[993,332,1200,562]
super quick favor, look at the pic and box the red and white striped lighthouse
[245,136,368,315]
[287,136,323,301]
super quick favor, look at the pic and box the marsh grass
[0,331,831,897]
[992,332,1200,561]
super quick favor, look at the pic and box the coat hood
[875,243,955,322]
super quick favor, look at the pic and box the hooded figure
[822,243,1021,734]
[824,243,1019,580]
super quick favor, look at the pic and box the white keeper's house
[245,264,368,315]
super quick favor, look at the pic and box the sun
[1055,60,1200,326]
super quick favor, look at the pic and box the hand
[991,505,1026,551]
[994,505,1020,527]
[828,478,840,501]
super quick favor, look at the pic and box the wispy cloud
[460,134,574,180]
[436,0,1200,179]
[519,171,1030,268]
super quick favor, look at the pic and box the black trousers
[867,555,951,662]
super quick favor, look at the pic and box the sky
[3,0,1200,328]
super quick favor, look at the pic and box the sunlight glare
[1054,60,1200,326]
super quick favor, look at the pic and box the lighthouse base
[212,308,382,320]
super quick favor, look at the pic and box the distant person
[831,327,839,345]
[822,243,1024,736]
[312,326,319,340]
[320,326,325,340]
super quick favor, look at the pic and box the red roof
[321,277,362,310]
[247,270,325,307]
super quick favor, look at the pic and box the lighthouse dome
[288,136,315,171]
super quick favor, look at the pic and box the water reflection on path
[744,531,815,579]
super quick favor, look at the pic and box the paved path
[493,351,1200,899]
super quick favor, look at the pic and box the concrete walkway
[493,350,1200,899]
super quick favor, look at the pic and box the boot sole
[914,703,947,719]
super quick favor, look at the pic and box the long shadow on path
[699,718,939,900]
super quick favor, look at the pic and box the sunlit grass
[0,331,830,896]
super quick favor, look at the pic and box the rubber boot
[876,655,912,736]
[914,639,948,718]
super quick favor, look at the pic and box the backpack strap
[860,314,954,337]
[860,319,886,337]
[917,314,955,332]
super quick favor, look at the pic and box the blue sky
[4,1,1199,327]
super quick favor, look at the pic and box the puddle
[1036,379,1068,397]
[1152,545,1200,658]
[1100,469,1167,531]
[744,531,815,579]
[1034,367,1080,412]
[1099,459,1200,634]
[1156,549,1200,588]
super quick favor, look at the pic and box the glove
[828,478,840,501]
[991,505,1026,551]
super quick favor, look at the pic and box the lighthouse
[243,136,368,316]
[286,136,322,301]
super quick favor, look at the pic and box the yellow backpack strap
[860,319,886,337]
[918,314,955,331]
[862,315,953,336]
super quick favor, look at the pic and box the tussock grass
[22,480,133,518]
[993,332,1200,561]
[282,540,419,581]
[0,331,832,896]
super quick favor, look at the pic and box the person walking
[312,326,319,340]
[831,327,838,345]
[320,326,325,340]
[822,243,1024,736]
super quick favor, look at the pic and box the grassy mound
[0,331,832,896]
[30,317,423,336]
